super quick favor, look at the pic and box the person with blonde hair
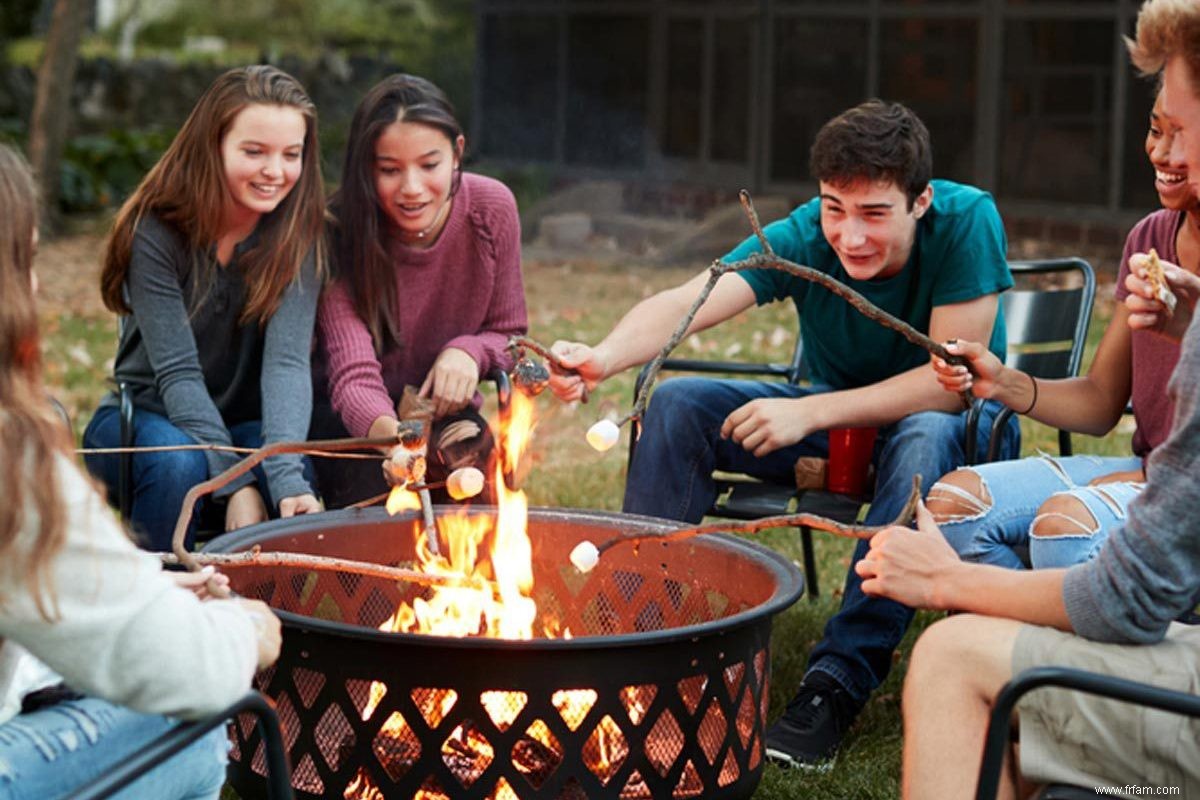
[82,65,326,550]
[0,142,281,799]
[920,85,1200,572]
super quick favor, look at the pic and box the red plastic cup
[825,426,878,495]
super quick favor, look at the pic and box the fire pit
[207,505,803,799]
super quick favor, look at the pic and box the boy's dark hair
[809,99,932,209]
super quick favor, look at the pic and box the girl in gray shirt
[82,66,325,550]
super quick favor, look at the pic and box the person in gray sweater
[81,66,326,551]
[852,4,1200,796]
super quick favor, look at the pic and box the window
[770,16,869,183]
[879,17,979,184]
[999,19,1116,203]
[565,15,650,167]
[479,14,558,161]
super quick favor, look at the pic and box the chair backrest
[1001,258,1096,381]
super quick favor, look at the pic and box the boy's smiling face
[819,178,932,281]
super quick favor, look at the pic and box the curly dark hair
[809,99,932,209]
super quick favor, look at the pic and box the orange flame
[347,392,620,799]
[385,485,422,514]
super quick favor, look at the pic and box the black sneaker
[764,673,861,770]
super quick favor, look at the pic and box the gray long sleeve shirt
[100,214,318,504]
[1063,307,1200,643]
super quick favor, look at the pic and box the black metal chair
[71,690,293,800]
[965,258,1096,464]
[628,258,1096,599]
[975,666,1200,800]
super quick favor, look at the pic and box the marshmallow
[586,419,620,452]
[569,540,600,573]
[446,467,486,500]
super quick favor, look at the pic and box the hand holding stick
[570,477,923,573]
[617,190,973,427]
[508,336,588,402]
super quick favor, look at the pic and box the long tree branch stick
[613,192,973,426]
[162,549,472,589]
[512,192,974,430]
[171,429,422,573]
[594,477,922,559]
[78,443,378,459]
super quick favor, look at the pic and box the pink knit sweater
[318,173,528,437]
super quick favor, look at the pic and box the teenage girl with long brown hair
[312,73,527,506]
[82,65,326,550]
[0,142,280,800]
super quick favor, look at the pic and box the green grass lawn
[39,248,1128,799]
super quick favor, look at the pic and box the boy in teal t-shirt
[730,178,1011,391]
[546,100,1018,768]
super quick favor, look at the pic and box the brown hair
[100,65,325,326]
[809,99,932,209]
[0,144,70,620]
[328,73,464,352]
[1127,0,1200,90]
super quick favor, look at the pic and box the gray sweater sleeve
[1062,314,1200,643]
[258,250,319,504]
[126,217,250,495]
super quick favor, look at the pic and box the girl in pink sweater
[313,74,527,507]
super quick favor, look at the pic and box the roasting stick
[568,477,923,574]
[347,468,487,509]
[77,443,378,459]
[167,428,426,596]
[509,190,975,453]
[162,550,474,589]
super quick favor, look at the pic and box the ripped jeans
[0,697,227,800]
[931,453,1145,569]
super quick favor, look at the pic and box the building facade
[474,0,1155,226]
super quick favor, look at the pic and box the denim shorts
[0,697,227,800]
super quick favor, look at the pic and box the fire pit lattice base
[211,507,802,799]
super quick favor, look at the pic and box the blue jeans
[934,454,1145,570]
[0,697,227,800]
[624,377,1020,703]
[83,407,275,551]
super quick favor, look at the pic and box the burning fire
[348,392,626,799]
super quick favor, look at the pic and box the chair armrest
[118,381,135,520]
[487,366,512,412]
[975,666,1200,800]
[73,691,293,800]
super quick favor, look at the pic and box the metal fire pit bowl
[206,506,804,800]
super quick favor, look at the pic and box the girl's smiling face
[373,119,462,244]
[1146,92,1194,211]
[221,103,306,223]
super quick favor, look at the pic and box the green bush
[58,128,173,213]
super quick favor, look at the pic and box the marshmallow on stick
[1145,247,1178,314]
[586,419,620,452]
[446,467,485,500]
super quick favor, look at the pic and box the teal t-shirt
[727,179,1011,390]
